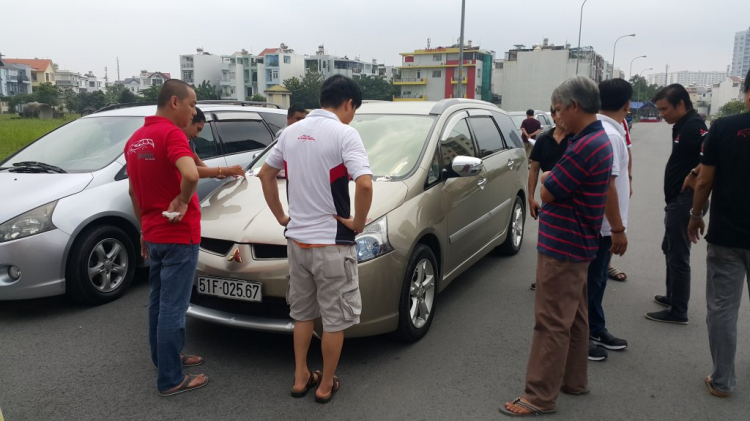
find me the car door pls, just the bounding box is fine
[212,112,275,169]
[439,111,492,270]
[467,110,517,242]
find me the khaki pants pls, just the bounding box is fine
[524,141,533,162]
[522,252,590,409]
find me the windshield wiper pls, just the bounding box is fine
[9,161,67,173]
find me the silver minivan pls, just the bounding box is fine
[0,103,287,304]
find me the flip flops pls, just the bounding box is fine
[499,398,557,417]
[180,354,204,367]
[291,370,321,398]
[315,376,340,404]
[159,374,209,397]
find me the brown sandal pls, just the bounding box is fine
[180,354,204,367]
[291,370,321,398]
[315,376,340,404]
[159,374,208,397]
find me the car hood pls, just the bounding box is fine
[200,176,408,244]
[0,172,93,223]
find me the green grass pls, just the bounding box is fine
[0,114,77,161]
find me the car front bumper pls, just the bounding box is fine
[186,244,408,338]
[0,229,70,300]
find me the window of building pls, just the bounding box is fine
[416,71,421,79]
[271,71,279,80]
[89,81,95,88]
[432,70,441,78]
[433,54,442,61]
[283,55,291,64]
[31,73,38,82]
[46,73,50,82]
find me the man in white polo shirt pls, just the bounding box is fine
[258,75,373,404]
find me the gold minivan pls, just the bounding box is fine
[188,99,529,341]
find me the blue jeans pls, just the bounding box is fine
[588,235,613,336]
[706,244,750,392]
[146,242,199,392]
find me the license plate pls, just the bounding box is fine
[196,276,262,302]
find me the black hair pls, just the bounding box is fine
[287,104,306,118]
[192,107,205,124]
[549,106,555,114]
[157,79,192,108]
[599,78,633,112]
[526,109,534,116]
[744,68,750,94]
[653,83,693,111]
[319,75,362,109]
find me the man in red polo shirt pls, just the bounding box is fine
[125,79,207,397]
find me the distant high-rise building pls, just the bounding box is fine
[731,27,750,77]
[647,70,728,87]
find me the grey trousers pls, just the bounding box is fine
[706,243,750,392]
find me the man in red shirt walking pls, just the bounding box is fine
[125,79,207,396]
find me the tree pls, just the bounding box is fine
[33,82,60,106]
[283,71,324,109]
[717,99,748,117]
[62,88,81,113]
[105,83,127,104]
[85,91,108,111]
[628,76,660,103]
[138,85,161,103]
[249,94,267,102]
[118,89,138,104]
[355,76,398,101]
[193,80,221,100]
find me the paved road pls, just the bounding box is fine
[2,122,749,421]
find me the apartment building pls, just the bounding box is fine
[0,58,33,96]
[395,42,495,102]
[731,27,750,77]
[648,70,728,87]
[257,43,305,91]
[710,76,744,116]
[305,45,381,80]
[3,58,56,87]
[55,69,84,92]
[180,48,224,88]
[219,50,263,100]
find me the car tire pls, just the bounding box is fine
[66,225,136,305]
[396,244,439,342]
[496,195,525,256]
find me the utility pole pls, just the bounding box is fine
[457,0,466,98]
[575,0,589,75]
[116,57,120,82]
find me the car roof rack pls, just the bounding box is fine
[93,102,155,114]
[429,98,494,115]
[197,100,281,109]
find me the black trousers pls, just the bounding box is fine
[661,190,693,318]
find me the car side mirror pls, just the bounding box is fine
[450,156,483,178]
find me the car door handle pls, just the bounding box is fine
[507,159,515,169]
[477,177,487,188]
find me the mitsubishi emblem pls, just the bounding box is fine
[227,248,243,263]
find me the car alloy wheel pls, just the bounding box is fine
[409,258,436,329]
[87,238,129,293]
[497,195,525,256]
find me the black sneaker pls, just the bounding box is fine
[530,283,536,291]
[591,329,628,350]
[588,340,607,361]
[645,309,688,325]
[654,295,670,307]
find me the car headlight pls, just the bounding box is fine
[0,201,58,243]
[355,216,393,263]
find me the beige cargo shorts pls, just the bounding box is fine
[286,241,362,332]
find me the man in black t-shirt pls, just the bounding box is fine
[688,69,750,398]
[646,84,708,325]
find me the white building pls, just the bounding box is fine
[82,71,103,93]
[731,27,750,77]
[257,44,305,92]
[710,76,744,116]
[647,70,728,87]
[304,45,380,80]
[119,77,141,94]
[180,48,224,89]
[495,41,609,111]
[219,50,263,100]
[139,70,169,91]
[54,69,84,93]
[0,60,33,96]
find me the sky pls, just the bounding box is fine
[2,0,748,82]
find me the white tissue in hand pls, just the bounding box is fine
[162,211,180,219]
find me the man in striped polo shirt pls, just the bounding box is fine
[502,76,613,417]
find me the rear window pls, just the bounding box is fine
[215,120,273,154]
[493,112,524,149]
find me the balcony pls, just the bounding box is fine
[393,78,427,85]
[450,77,467,84]
[393,94,426,101]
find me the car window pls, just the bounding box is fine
[469,116,506,157]
[493,112,524,149]
[191,123,220,160]
[537,114,550,125]
[2,116,143,172]
[509,114,526,129]
[441,118,476,167]
[260,112,286,134]
[426,146,441,186]
[215,120,273,155]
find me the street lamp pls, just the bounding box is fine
[575,0,590,75]
[612,33,635,79]
[457,0,466,98]
[636,67,653,102]
[629,55,646,80]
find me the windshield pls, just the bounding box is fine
[2,116,144,172]
[509,114,526,129]
[251,114,435,179]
